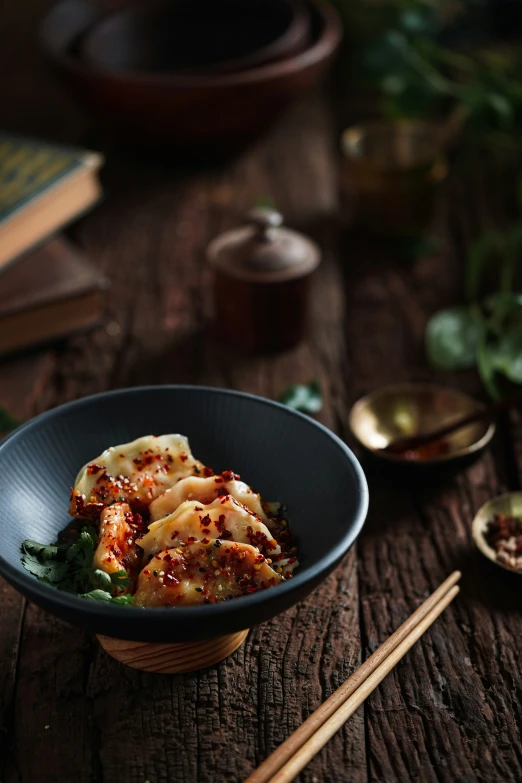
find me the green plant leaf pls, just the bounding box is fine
[21,540,62,560]
[110,570,133,589]
[425,306,483,370]
[20,543,70,586]
[484,292,522,332]
[0,406,22,433]
[81,589,134,605]
[93,569,112,591]
[465,230,504,301]
[111,594,135,605]
[488,92,514,127]
[476,334,501,400]
[278,381,323,414]
[490,330,522,383]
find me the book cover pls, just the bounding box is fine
[0,133,101,226]
[0,237,109,355]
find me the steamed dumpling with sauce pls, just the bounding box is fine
[92,502,143,581]
[70,435,205,518]
[139,495,280,559]
[134,539,282,606]
[149,470,272,526]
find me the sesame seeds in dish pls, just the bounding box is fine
[20,435,298,607]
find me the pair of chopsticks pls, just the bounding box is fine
[244,571,461,783]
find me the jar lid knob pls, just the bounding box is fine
[246,207,283,236]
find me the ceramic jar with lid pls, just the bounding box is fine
[207,208,321,353]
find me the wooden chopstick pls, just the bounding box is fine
[244,571,461,783]
[270,584,460,783]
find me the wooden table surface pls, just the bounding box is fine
[1,4,522,782]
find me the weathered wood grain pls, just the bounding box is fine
[0,3,365,775]
[2,2,522,782]
[340,175,522,782]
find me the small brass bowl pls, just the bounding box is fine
[472,492,522,576]
[348,383,495,465]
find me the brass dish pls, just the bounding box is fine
[472,492,522,576]
[348,383,495,465]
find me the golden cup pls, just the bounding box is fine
[341,121,447,238]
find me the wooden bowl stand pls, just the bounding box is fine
[97,629,249,673]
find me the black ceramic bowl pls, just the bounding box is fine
[0,386,367,643]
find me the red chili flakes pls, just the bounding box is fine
[203,466,214,477]
[180,453,188,463]
[221,470,239,482]
[202,529,211,535]
[87,464,104,475]
[170,530,180,540]
[200,514,212,527]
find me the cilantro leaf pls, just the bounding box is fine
[81,589,134,605]
[111,570,133,589]
[21,526,134,603]
[92,569,112,591]
[22,540,63,560]
[20,547,70,586]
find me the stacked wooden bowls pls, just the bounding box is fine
[40,0,342,157]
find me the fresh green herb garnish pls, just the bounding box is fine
[21,527,133,605]
[278,380,323,414]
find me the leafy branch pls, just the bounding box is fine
[426,202,522,398]
[356,0,522,162]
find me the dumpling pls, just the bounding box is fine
[149,471,271,525]
[92,502,142,579]
[134,539,282,606]
[138,495,280,559]
[69,434,205,518]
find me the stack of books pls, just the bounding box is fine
[0,134,106,356]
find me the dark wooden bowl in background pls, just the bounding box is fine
[39,0,342,158]
[80,0,311,75]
